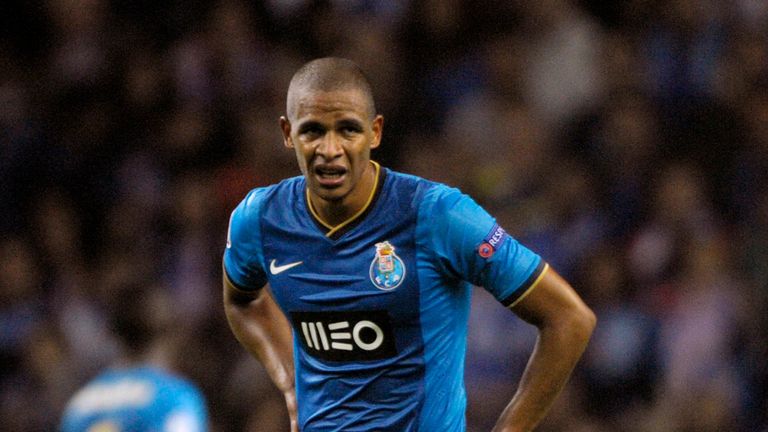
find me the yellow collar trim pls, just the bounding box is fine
[306,161,381,237]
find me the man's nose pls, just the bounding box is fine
[316,132,343,159]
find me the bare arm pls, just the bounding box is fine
[223,277,298,432]
[492,266,596,432]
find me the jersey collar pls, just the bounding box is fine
[305,160,385,240]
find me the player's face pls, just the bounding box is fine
[281,88,383,206]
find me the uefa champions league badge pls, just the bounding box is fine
[478,223,508,259]
[369,241,406,290]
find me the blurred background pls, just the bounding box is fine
[1,0,767,431]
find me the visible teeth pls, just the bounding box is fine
[317,168,344,178]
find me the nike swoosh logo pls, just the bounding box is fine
[270,259,303,275]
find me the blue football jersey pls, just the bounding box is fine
[224,162,546,432]
[60,366,208,432]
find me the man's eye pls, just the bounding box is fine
[341,126,361,135]
[301,127,323,138]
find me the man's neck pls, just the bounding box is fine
[310,161,377,228]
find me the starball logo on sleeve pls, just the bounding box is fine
[478,223,508,259]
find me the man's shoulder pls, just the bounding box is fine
[383,168,446,197]
[111,367,207,409]
[134,367,203,392]
[381,168,474,220]
[385,168,464,203]
[235,175,304,216]
[384,167,432,186]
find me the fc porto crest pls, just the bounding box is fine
[369,241,406,290]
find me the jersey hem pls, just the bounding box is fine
[222,262,262,293]
[504,261,549,308]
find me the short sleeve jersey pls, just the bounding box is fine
[60,366,208,432]
[223,163,546,432]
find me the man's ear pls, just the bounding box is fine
[280,116,293,148]
[370,115,384,150]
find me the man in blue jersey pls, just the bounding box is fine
[61,280,208,432]
[223,57,596,432]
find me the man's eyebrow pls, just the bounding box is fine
[336,118,364,129]
[297,120,324,133]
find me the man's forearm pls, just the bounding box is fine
[492,309,595,432]
[224,282,299,432]
[223,285,295,394]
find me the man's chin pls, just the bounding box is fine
[311,185,348,203]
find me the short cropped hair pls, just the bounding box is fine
[286,57,376,119]
[107,280,169,355]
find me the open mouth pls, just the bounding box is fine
[314,165,347,186]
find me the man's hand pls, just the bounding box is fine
[284,388,298,432]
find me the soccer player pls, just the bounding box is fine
[223,57,596,432]
[60,281,208,432]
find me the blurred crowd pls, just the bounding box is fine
[1,0,767,431]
